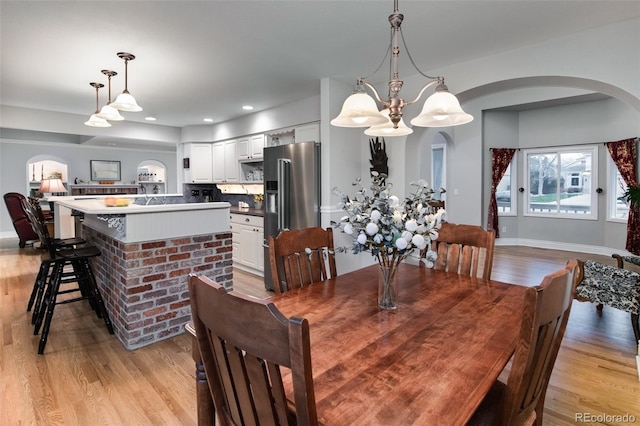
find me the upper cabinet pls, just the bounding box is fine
[189,143,214,183]
[295,123,320,143]
[238,134,264,161]
[213,140,238,183]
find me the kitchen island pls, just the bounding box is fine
[53,196,232,350]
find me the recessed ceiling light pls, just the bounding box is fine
[145,116,156,121]
[242,105,254,111]
[203,118,214,122]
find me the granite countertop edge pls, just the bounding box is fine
[230,207,264,217]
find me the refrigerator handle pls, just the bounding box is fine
[277,158,291,231]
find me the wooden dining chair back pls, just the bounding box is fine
[188,275,318,426]
[427,222,496,280]
[268,227,337,294]
[469,259,578,426]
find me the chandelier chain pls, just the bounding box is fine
[399,27,437,80]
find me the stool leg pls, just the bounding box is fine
[631,313,640,343]
[37,261,65,354]
[28,260,50,316]
[33,261,58,335]
[80,258,114,334]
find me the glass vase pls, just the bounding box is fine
[378,264,399,310]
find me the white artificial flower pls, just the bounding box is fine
[405,219,418,232]
[370,210,381,222]
[373,234,383,244]
[344,223,353,235]
[357,233,367,245]
[395,238,408,250]
[402,230,413,242]
[366,222,379,236]
[412,234,425,248]
[389,195,399,207]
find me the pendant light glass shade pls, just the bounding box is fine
[111,52,143,112]
[410,89,473,128]
[96,70,125,120]
[331,92,387,128]
[112,91,142,112]
[365,109,413,137]
[85,114,111,127]
[96,103,125,121]
[85,82,112,128]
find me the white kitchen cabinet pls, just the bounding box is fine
[238,134,264,160]
[230,213,264,275]
[189,143,213,183]
[295,122,320,143]
[213,140,238,183]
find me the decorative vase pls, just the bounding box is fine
[254,201,262,210]
[378,264,399,310]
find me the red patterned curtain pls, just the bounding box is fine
[487,148,516,238]
[606,138,639,254]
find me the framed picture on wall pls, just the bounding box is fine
[90,160,121,181]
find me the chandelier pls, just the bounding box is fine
[331,0,473,137]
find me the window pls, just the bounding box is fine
[523,146,598,220]
[496,160,517,216]
[431,143,446,201]
[608,155,629,221]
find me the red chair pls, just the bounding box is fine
[3,192,39,248]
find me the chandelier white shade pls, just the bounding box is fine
[365,109,413,137]
[111,52,143,112]
[96,70,124,121]
[410,85,473,127]
[331,0,472,135]
[330,91,387,127]
[85,82,112,128]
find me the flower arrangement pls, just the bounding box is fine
[253,194,264,203]
[332,173,446,309]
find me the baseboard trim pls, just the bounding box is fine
[495,237,632,257]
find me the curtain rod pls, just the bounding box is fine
[489,137,638,151]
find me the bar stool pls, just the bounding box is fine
[22,199,114,354]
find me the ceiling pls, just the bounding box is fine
[1,1,639,147]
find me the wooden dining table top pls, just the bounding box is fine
[270,263,528,425]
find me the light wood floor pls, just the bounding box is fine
[1,239,639,425]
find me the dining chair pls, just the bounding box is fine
[427,199,445,211]
[188,275,318,426]
[422,222,496,280]
[3,192,39,248]
[268,226,337,294]
[468,259,578,426]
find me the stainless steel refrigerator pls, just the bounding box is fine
[263,141,321,291]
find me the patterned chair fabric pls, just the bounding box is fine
[576,260,640,316]
[619,255,640,268]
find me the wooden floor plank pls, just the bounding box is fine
[1,238,639,425]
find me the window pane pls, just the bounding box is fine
[613,168,629,220]
[525,148,595,218]
[496,164,512,213]
[431,145,445,200]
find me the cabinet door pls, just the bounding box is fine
[212,143,225,182]
[295,123,320,143]
[190,143,213,182]
[237,137,250,160]
[239,224,259,268]
[224,140,238,181]
[250,134,264,158]
[256,227,264,271]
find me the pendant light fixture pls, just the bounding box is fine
[365,109,413,137]
[331,0,472,134]
[84,82,111,127]
[111,52,143,112]
[95,70,125,121]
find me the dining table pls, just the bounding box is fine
[186,262,529,425]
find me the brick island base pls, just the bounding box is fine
[84,227,233,350]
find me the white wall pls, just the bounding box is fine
[0,140,177,237]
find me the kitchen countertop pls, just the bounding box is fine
[230,207,264,217]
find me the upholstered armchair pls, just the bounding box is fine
[576,257,640,342]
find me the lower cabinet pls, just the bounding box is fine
[230,213,264,275]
